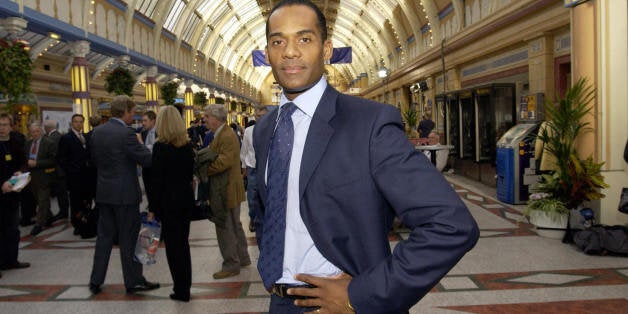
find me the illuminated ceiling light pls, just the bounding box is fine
[49,32,60,40]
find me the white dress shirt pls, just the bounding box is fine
[240,125,256,168]
[271,77,342,285]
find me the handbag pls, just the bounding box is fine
[134,212,161,265]
[619,188,628,214]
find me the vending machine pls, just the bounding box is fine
[495,93,544,204]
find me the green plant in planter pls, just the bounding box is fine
[160,82,179,106]
[529,78,609,212]
[194,91,208,107]
[0,38,33,112]
[104,67,135,96]
[525,193,569,215]
[402,108,419,138]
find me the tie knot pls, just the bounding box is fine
[280,102,297,118]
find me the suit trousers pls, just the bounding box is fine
[30,174,52,227]
[162,212,192,297]
[215,206,250,272]
[50,173,69,216]
[19,186,36,224]
[0,196,20,268]
[269,294,319,313]
[90,203,144,289]
[67,172,90,228]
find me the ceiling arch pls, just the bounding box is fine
[130,0,457,93]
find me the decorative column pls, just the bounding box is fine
[144,65,159,110]
[70,40,91,131]
[183,79,194,126]
[209,90,216,104]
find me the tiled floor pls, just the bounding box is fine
[1,173,627,313]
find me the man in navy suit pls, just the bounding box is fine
[88,96,159,295]
[57,114,91,234]
[254,1,479,313]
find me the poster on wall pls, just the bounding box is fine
[42,110,74,134]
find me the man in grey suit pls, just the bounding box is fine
[26,122,57,236]
[43,119,69,222]
[88,95,159,295]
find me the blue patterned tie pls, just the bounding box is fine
[258,102,297,290]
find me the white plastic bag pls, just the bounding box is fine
[134,213,161,265]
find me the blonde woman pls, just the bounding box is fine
[149,106,194,302]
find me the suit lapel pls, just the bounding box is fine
[299,86,338,200]
[256,107,279,191]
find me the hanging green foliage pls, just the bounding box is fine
[0,38,33,112]
[104,67,135,96]
[160,82,179,106]
[194,91,208,107]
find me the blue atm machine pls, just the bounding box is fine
[496,93,544,204]
[496,124,539,204]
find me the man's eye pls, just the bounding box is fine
[299,37,312,43]
[271,40,284,46]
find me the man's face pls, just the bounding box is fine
[203,112,221,132]
[265,4,332,100]
[142,115,155,130]
[0,118,11,138]
[29,126,43,140]
[71,116,84,132]
[428,133,439,145]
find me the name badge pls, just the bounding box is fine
[4,154,11,161]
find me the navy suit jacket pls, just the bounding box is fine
[253,85,479,313]
[90,119,151,205]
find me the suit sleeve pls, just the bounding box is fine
[34,139,57,169]
[207,131,239,176]
[348,105,479,313]
[124,129,152,167]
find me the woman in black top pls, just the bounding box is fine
[149,106,195,302]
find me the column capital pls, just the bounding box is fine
[0,17,28,39]
[117,55,130,67]
[185,79,194,88]
[145,65,158,78]
[70,40,90,58]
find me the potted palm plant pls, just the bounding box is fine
[402,108,420,145]
[526,78,609,239]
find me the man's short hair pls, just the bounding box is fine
[72,114,85,122]
[110,95,135,118]
[29,121,42,130]
[205,104,228,122]
[143,110,156,121]
[88,115,101,127]
[0,113,13,124]
[266,0,327,41]
[43,119,58,129]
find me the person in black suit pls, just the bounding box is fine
[254,1,478,312]
[0,113,30,274]
[140,111,156,209]
[57,114,91,234]
[148,106,195,302]
[88,96,159,295]
[44,119,69,222]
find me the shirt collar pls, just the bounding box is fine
[279,76,327,118]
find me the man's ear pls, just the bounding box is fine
[322,39,333,61]
[264,46,270,64]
